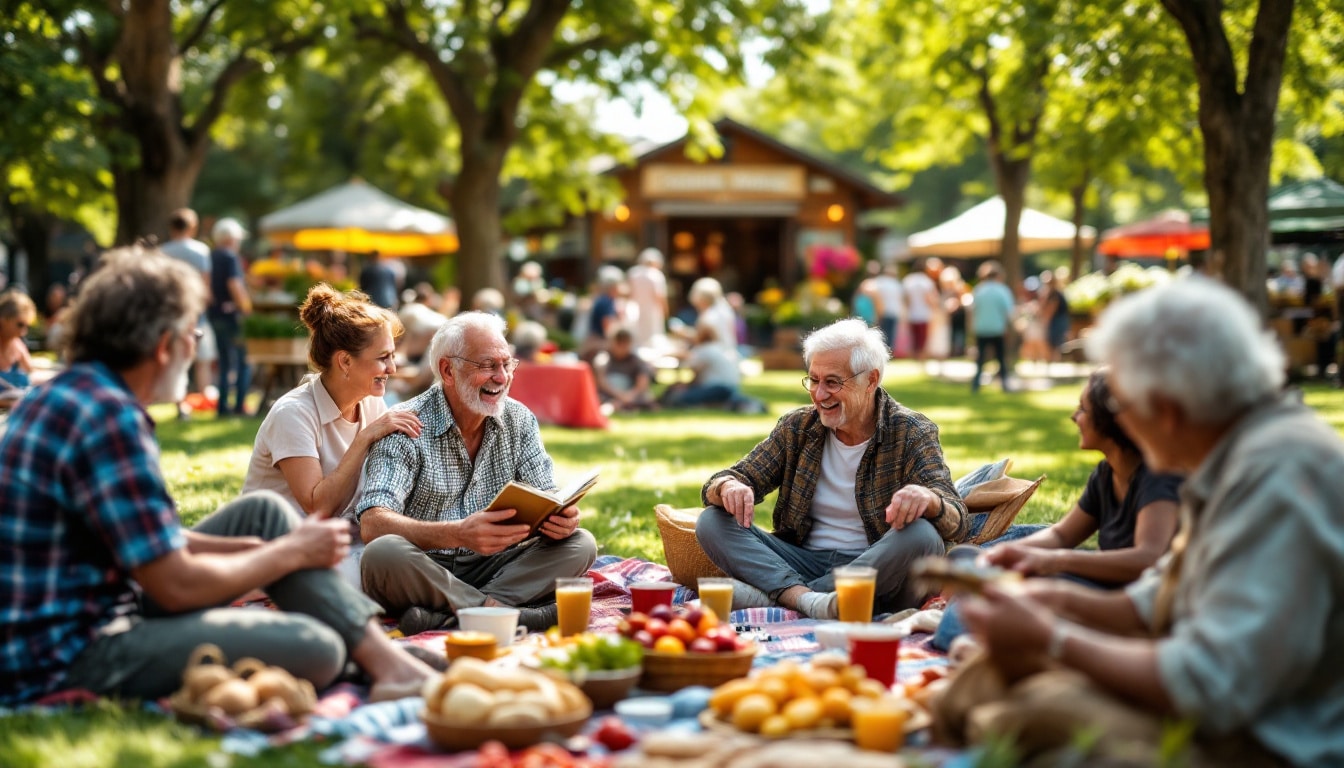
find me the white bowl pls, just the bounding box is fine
[812,621,874,651]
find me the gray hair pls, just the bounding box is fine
[597,266,625,288]
[802,318,890,374]
[688,277,724,306]
[426,311,508,384]
[1086,276,1284,425]
[65,246,207,370]
[637,248,664,267]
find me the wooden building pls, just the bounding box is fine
[578,118,902,308]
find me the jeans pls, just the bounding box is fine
[695,506,946,613]
[211,317,252,415]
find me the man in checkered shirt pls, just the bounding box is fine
[358,312,597,635]
[0,247,435,706]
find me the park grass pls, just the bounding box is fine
[11,362,1344,767]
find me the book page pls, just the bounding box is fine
[556,469,600,506]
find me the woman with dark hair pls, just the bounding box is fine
[982,369,1181,587]
[242,284,422,588]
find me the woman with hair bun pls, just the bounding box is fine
[242,284,422,588]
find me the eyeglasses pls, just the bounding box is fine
[801,370,869,394]
[450,356,519,376]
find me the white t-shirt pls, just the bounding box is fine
[687,343,741,387]
[242,374,387,520]
[1331,256,1344,289]
[806,431,871,552]
[626,265,668,346]
[874,275,904,320]
[902,272,937,322]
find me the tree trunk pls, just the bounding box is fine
[1068,180,1088,279]
[107,0,211,245]
[9,204,53,297]
[1160,0,1295,318]
[449,143,507,305]
[993,155,1033,293]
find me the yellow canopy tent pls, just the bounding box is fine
[259,180,458,257]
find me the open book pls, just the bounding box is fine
[486,469,599,536]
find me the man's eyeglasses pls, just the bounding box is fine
[801,370,869,394]
[450,356,520,376]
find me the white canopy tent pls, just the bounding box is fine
[259,180,458,257]
[907,196,1095,258]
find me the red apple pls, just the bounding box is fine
[688,637,718,654]
[681,606,705,628]
[645,618,669,639]
[632,630,657,649]
[649,604,674,623]
[711,627,739,652]
[616,618,634,638]
[625,612,649,633]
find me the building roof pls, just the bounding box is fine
[605,117,904,209]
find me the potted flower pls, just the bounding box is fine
[243,313,310,361]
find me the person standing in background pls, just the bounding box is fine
[874,263,904,353]
[358,252,399,310]
[626,248,669,351]
[902,259,939,360]
[209,218,254,416]
[969,261,1015,394]
[159,208,215,419]
[940,267,970,358]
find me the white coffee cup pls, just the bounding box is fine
[457,606,527,647]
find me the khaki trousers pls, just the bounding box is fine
[360,529,597,613]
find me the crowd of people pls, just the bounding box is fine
[1,232,1341,765]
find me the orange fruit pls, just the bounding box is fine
[653,635,686,654]
[667,618,698,645]
[731,693,777,732]
[696,611,720,635]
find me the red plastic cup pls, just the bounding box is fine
[629,581,677,614]
[847,624,906,689]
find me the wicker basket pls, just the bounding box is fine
[639,647,755,692]
[654,504,726,587]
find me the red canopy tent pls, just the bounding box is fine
[1097,210,1209,257]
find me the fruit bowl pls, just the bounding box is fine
[421,705,591,751]
[640,646,756,692]
[569,666,642,710]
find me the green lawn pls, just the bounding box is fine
[9,362,1344,766]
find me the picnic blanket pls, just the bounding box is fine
[13,555,950,764]
[248,556,949,764]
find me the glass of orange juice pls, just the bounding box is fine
[833,565,877,623]
[555,577,593,636]
[850,696,908,752]
[697,577,734,621]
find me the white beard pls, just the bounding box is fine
[454,371,505,418]
[152,339,192,404]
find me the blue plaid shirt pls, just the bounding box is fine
[0,363,185,704]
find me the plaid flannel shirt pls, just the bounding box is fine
[1,363,185,705]
[702,387,967,547]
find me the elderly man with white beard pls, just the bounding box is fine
[0,247,436,706]
[357,312,598,636]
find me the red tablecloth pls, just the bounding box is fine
[508,362,608,429]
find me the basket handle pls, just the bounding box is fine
[232,657,269,679]
[184,643,227,671]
